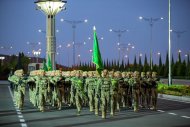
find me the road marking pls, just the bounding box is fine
[8,86,27,127]
[181,116,190,119]
[20,119,25,122]
[168,112,177,115]
[21,123,27,127]
[157,110,165,113]
[18,115,23,118]
[17,112,22,115]
[17,109,21,112]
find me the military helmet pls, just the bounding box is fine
[82,71,88,77]
[146,71,152,76]
[152,71,157,77]
[141,72,146,77]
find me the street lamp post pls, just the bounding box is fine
[119,43,135,63]
[0,46,13,55]
[0,56,5,66]
[139,16,163,71]
[33,50,41,63]
[60,18,88,66]
[66,43,71,67]
[109,29,128,62]
[35,0,67,70]
[172,30,186,52]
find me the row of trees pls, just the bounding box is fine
[73,53,190,78]
[0,52,29,79]
[0,52,189,79]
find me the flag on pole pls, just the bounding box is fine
[43,59,48,71]
[47,54,53,71]
[92,26,103,75]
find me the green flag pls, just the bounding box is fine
[43,59,48,71]
[92,26,103,75]
[47,54,53,71]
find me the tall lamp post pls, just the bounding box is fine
[60,18,88,66]
[35,0,67,70]
[139,16,163,71]
[109,29,128,62]
[172,30,186,52]
[0,56,5,66]
[33,50,41,63]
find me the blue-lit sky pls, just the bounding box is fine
[0,0,190,66]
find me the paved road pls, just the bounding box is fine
[0,83,190,127]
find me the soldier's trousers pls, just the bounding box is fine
[39,91,46,111]
[127,87,132,107]
[18,90,24,109]
[140,87,146,107]
[151,88,158,110]
[146,88,152,108]
[88,90,95,112]
[110,93,117,116]
[75,92,83,114]
[101,91,110,118]
[133,89,140,112]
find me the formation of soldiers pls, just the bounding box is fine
[8,69,160,119]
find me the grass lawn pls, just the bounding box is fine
[158,84,190,96]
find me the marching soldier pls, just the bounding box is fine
[97,69,111,119]
[146,71,152,109]
[131,71,141,112]
[37,70,48,112]
[151,72,159,110]
[72,70,85,115]
[85,71,97,112]
[139,72,147,108]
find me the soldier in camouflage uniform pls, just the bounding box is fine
[72,70,85,115]
[85,71,97,112]
[151,72,159,110]
[124,72,133,108]
[139,72,147,108]
[50,70,63,110]
[37,70,48,112]
[8,69,27,110]
[130,71,141,112]
[69,70,77,106]
[110,71,119,116]
[27,70,38,107]
[62,71,72,105]
[97,69,111,119]
[146,71,152,109]
[117,71,128,108]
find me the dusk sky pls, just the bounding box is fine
[0,0,190,66]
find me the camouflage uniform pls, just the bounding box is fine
[130,71,140,112]
[72,70,85,115]
[97,70,111,119]
[85,71,97,112]
[139,72,147,108]
[146,72,152,109]
[50,70,63,110]
[36,70,48,112]
[151,72,159,110]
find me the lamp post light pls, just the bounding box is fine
[119,43,135,63]
[139,16,163,71]
[0,46,13,55]
[0,56,5,66]
[60,18,88,66]
[33,50,41,63]
[172,30,186,52]
[77,54,81,65]
[66,43,71,67]
[26,41,41,56]
[109,28,128,62]
[35,0,67,70]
